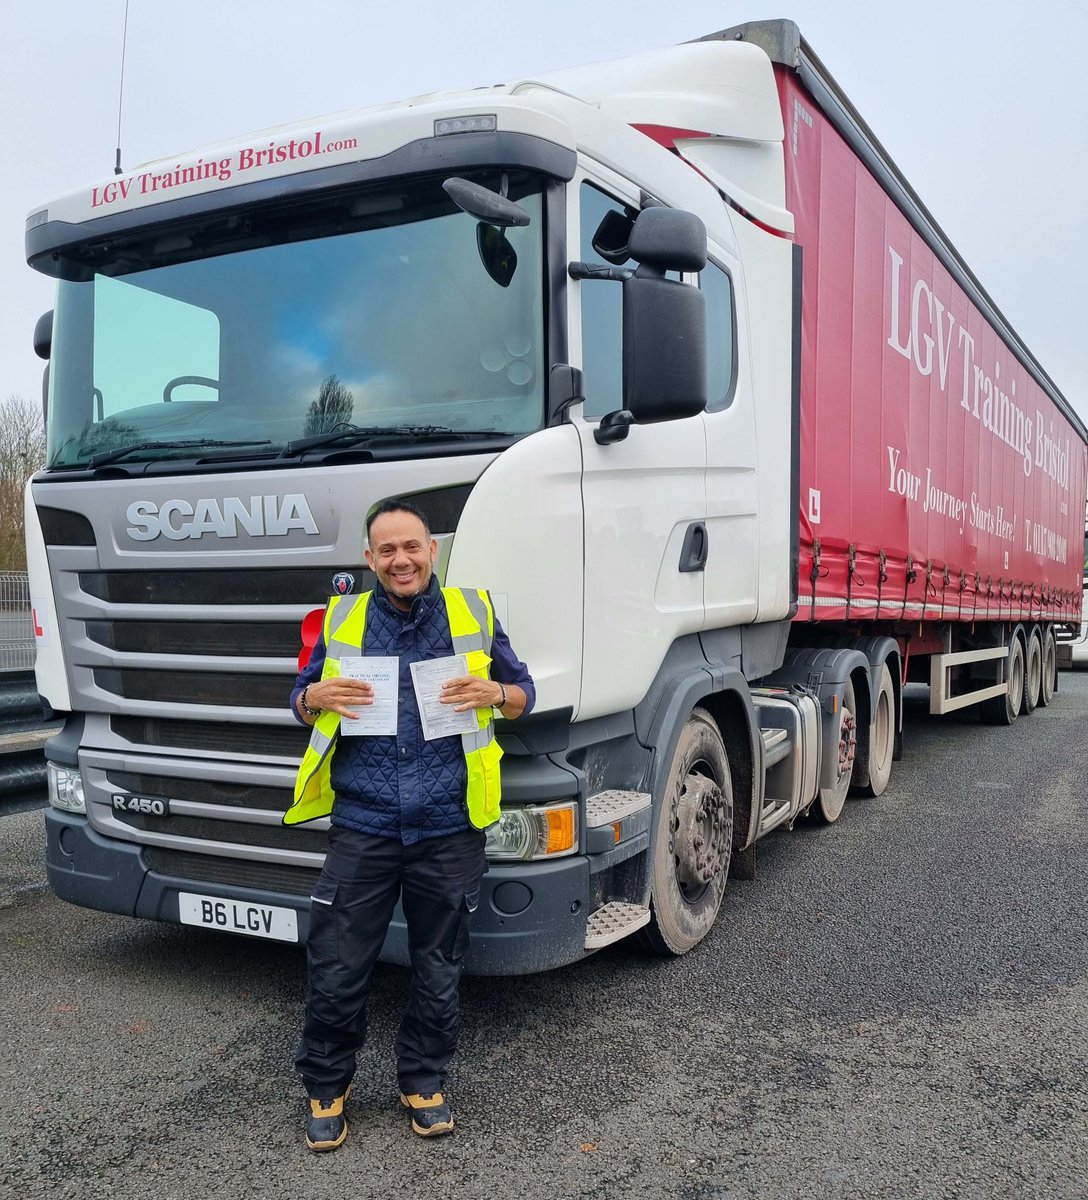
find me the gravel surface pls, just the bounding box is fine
[1,673,1086,1199]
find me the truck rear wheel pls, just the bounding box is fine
[1023,629,1042,714]
[1039,629,1057,707]
[637,708,733,956]
[858,665,894,798]
[816,678,856,822]
[980,637,1024,726]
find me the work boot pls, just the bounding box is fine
[305,1086,350,1152]
[400,1091,454,1137]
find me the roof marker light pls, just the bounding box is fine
[435,114,497,136]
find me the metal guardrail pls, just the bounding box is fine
[0,571,35,672]
[0,669,54,814]
[1,573,53,811]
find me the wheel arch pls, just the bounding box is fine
[640,665,759,867]
[764,646,872,792]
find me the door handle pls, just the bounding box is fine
[679,522,708,573]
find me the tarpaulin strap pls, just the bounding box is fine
[940,565,950,619]
[876,549,888,615]
[845,543,860,618]
[809,538,823,622]
[902,554,916,619]
[924,562,936,615]
[958,569,967,619]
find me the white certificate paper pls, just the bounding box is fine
[410,655,479,741]
[338,656,399,737]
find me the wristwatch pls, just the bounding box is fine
[495,682,508,709]
[299,684,322,717]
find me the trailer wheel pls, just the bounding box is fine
[637,709,733,957]
[1023,629,1042,714]
[859,665,895,798]
[816,678,856,823]
[1039,628,1058,707]
[980,637,1024,726]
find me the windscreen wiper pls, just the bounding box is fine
[88,439,273,468]
[280,425,510,458]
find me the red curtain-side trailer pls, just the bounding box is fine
[775,66,1086,630]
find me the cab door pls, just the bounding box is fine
[569,169,707,723]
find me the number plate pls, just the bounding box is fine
[178,892,298,942]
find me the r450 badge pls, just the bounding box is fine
[112,794,170,817]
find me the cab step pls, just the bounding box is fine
[584,901,651,950]
[585,790,651,827]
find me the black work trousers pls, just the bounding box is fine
[295,825,486,1100]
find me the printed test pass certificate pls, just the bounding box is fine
[338,657,399,736]
[409,655,479,741]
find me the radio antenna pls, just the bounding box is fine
[114,0,131,175]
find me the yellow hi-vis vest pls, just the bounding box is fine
[283,587,503,828]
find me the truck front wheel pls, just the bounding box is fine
[637,709,733,956]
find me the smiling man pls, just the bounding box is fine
[285,498,534,1151]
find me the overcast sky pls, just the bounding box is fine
[2,0,1085,420]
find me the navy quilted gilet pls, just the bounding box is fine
[329,581,469,844]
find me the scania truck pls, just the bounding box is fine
[26,20,1087,972]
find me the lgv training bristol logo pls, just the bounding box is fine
[90,129,360,210]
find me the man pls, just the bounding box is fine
[285,498,534,1152]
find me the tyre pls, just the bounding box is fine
[858,664,895,798]
[816,678,856,823]
[1039,628,1057,707]
[979,637,1024,726]
[637,709,733,956]
[1023,629,1042,714]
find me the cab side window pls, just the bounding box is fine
[703,261,736,412]
[580,182,725,418]
[578,183,629,419]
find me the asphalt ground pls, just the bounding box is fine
[1,674,1086,1200]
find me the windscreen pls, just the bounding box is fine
[46,170,545,467]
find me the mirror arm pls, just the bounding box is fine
[568,261,634,283]
[593,409,634,446]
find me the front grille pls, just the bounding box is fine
[145,847,322,896]
[111,716,310,758]
[115,810,326,852]
[106,770,291,813]
[95,668,291,708]
[86,620,301,657]
[80,566,370,605]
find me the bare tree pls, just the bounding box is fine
[304,374,354,436]
[0,394,47,571]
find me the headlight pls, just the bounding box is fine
[485,801,578,861]
[48,763,85,813]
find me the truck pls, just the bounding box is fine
[25,19,1087,971]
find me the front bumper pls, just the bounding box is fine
[45,810,591,975]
